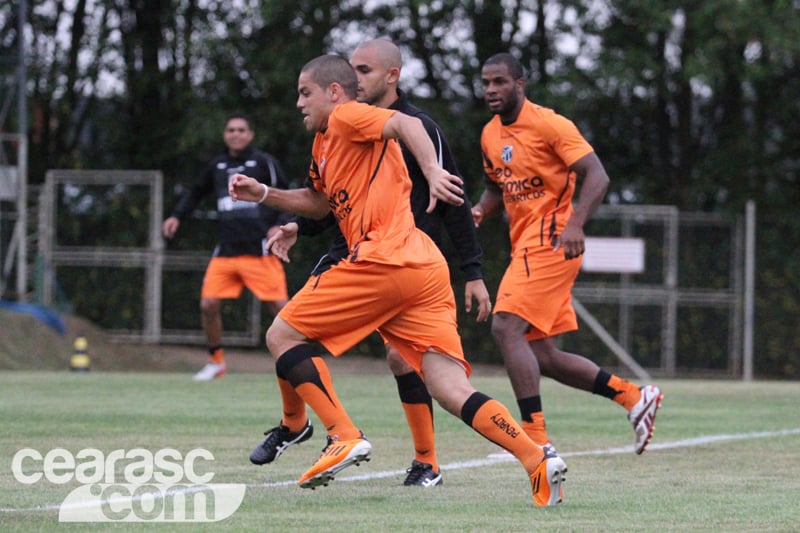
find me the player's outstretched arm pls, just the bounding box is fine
[228,174,330,220]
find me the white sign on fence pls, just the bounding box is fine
[582,237,645,273]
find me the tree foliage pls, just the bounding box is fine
[2,0,798,376]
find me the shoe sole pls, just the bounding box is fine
[633,389,664,455]
[192,368,226,381]
[299,442,372,490]
[533,457,567,507]
[403,472,443,487]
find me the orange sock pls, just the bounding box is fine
[517,396,549,445]
[278,377,307,431]
[521,415,550,446]
[209,347,224,365]
[608,375,642,411]
[466,395,543,474]
[294,357,360,441]
[401,402,437,471]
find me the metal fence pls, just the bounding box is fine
[35,170,752,377]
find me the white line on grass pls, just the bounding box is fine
[289,427,800,486]
[3,427,799,513]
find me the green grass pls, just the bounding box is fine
[1,369,799,532]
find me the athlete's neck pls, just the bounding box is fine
[501,103,524,125]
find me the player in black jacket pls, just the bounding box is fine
[163,113,293,381]
[249,40,491,487]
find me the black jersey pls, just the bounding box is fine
[170,147,291,257]
[297,90,483,280]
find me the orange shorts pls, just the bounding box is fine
[279,260,468,376]
[494,247,582,341]
[201,255,288,302]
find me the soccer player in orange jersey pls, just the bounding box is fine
[473,52,662,455]
[229,54,566,506]
[257,39,490,487]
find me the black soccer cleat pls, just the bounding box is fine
[250,420,314,465]
[403,460,443,487]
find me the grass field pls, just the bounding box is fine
[1,366,799,532]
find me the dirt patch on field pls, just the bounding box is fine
[1,309,197,372]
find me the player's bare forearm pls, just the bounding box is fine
[472,188,504,227]
[382,113,464,211]
[465,279,492,322]
[555,152,610,259]
[228,174,330,219]
[568,152,610,228]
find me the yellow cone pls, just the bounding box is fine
[70,336,91,372]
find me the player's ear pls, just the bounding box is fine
[386,67,401,84]
[326,83,339,102]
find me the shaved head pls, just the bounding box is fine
[353,38,403,70]
[349,38,403,108]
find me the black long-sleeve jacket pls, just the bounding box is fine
[297,91,484,279]
[170,146,292,257]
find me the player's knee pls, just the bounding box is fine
[530,339,559,370]
[265,317,304,357]
[385,345,411,375]
[265,324,282,356]
[535,350,554,372]
[200,298,220,315]
[490,315,512,344]
[429,379,473,416]
[491,312,527,344]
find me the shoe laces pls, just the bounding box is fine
[404,461,433,484]
[316,432,366,458]
[307,436,337,464]
[260,425,290,449]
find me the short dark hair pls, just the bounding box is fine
[484,53,526,80]
[225,112,254,130]
[301,54,358,98]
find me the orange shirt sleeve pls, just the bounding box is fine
[538,112,594,167]
[329,103,397,143]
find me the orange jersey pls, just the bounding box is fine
[309,101,442,267]
[481,99,594,256]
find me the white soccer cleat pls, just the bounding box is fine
[628,385,663,454]
[530,445,567,507]
[193,362,226,381]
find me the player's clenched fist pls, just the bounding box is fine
[228,173,269,204]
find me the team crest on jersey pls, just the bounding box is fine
[501,145,514,163]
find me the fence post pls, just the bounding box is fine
[743,201,756,381]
